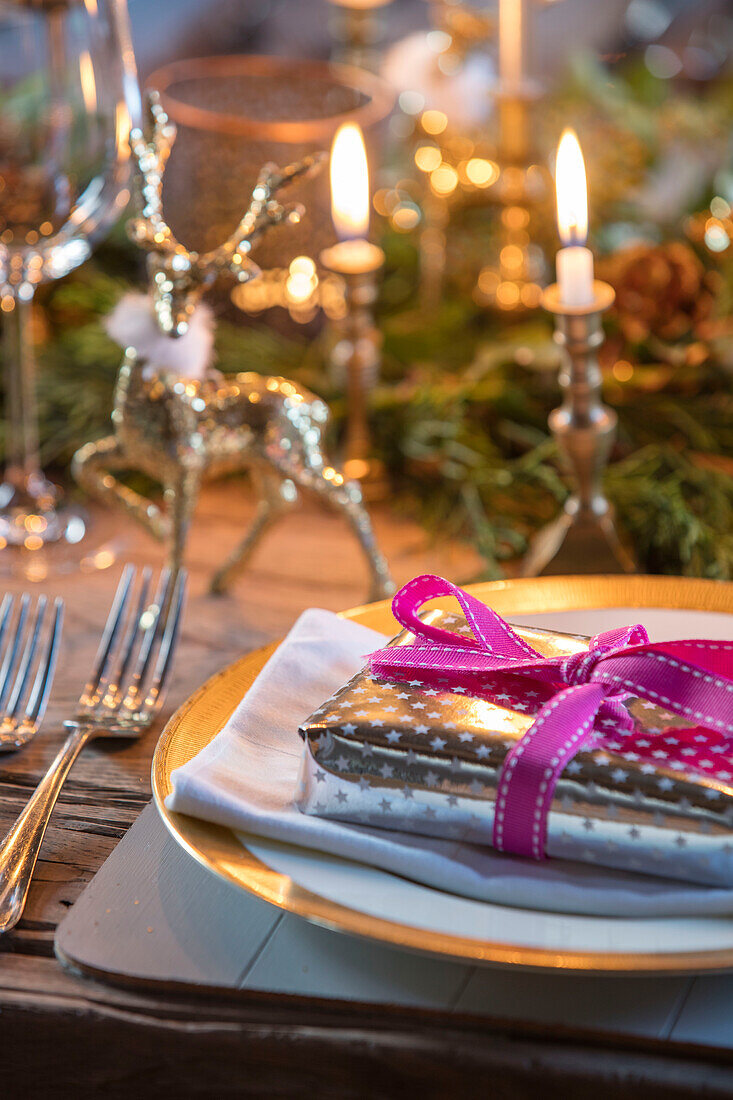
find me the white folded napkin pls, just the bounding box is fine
[167,608,733,918]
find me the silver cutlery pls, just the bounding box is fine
[0,565,186,933]
[0,594,64,753]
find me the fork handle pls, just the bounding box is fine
[0,725,94,933]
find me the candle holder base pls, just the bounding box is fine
[526,279,639,577]
[521,500,637,577]
[320,246,386,505]
[0,478,123,580]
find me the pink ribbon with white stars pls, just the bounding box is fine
[369,574,733,862]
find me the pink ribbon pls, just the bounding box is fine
[370,574,733,861]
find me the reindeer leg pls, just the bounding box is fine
[209,465,296,595]
[319,477,395,603]
[165,468,202,577]
[269,457,394,603]
[72,437,169,542]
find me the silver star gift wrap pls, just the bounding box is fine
[297,610,733,887]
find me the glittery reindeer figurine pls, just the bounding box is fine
[72,91,394,601]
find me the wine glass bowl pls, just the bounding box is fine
[0,0,136,572]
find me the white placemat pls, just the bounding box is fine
[54,800,733,1056]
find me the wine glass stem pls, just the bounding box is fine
[3,296,46,497]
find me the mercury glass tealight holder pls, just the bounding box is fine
[521,280,637,576]
[146,55,393,279]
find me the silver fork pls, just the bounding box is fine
[0,594,64,752]
[0,565,187,933]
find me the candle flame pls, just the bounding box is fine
[555,128,588,247]
[330,122,369,240]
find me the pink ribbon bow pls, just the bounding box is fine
[370,575,733,861]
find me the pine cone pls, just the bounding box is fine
[600,241,716,344]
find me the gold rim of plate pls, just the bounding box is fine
[152,574,733,974]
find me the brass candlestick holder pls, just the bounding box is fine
[521,280,637,576]
[474,87,549,313]
[319,242,386,498]
[326,0,393,71]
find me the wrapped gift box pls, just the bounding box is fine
[298,609,733,887]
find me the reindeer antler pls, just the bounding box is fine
[127,90,179,255]
[126,88,326,338]
[204,151,327,283]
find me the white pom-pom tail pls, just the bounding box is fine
[105,293,216,381]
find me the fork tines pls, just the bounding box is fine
[0,593,64,751]
[78,566,187,724]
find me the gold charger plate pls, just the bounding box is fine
[152,574,733,974]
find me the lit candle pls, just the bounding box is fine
[555,128,595,308]
[320,122,384,276]
[499,0,526,92]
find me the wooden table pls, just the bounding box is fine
[1,485,731,1099]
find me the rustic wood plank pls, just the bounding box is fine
[4,980,733,1100]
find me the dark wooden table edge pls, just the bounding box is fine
[4,940,718,1099]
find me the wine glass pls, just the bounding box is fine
[0,0,139,576]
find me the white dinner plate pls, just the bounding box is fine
[153,575,733,973]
